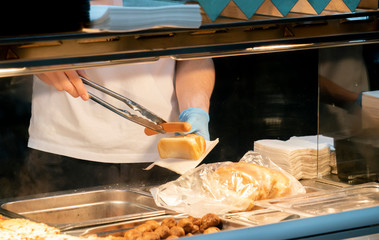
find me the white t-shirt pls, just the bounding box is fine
[318,45,369,133]
[319,46,369,92]
[28,58,179,163]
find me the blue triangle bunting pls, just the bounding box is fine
[197,0,231,21]
[270,0,298,16]
[307,0,331,14]
[343,0,360,11]
[233,0,265,18]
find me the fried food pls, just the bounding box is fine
[168,226,185,237]
[187,216,201,226]
[154,225,170,239]
[166,236,178,239]
[144,220,160,231]
[200,213,221,230]
[124,228,142,240]
[123,213,222,240]
[141,231,160,240]
[161,217,177,228]
[203,227,220,234]
[177,218,194,234]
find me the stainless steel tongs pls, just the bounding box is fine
[81,77,191,135]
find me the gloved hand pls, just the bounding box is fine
[355,91,363,107]
[178,107,210,141]
[347,92,363,114]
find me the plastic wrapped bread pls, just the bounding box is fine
[151,151,306,216]
[213,162,291,210]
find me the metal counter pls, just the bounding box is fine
[0,182,378,239]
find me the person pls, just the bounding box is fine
[19,58,215,195]
[318,45,369,134]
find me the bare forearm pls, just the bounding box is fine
[319,75,360,107]
[175,59,215,113]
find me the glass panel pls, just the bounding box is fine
[0,75,32,199]
[318,44,379,184]
[1,45,378,202]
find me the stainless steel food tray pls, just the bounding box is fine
[0,186,168,231]
[223,208,307,226]
[254,182,379,217]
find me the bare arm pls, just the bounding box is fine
[319,74,360,108]
[174,59,215,140]
[175,59,215,113]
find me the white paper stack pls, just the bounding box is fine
[254,137,331,180]
[87,1,201,32]
[289,135,337,174]
[362,90,379,129]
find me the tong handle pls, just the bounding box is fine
[144,122,191,136]
[80,77,166,125]
[80,77,128,104]
[80,77,166,133]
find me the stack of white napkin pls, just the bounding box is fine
[362,90,379,129]
[87,1,201,32]
[254,136,332,180]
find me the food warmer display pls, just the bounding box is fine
[0,1,379,239]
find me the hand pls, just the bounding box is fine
[36,70,90,101]
[355,92,363,107]
[178,107,210,141]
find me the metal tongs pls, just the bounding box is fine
[81,77,190,135]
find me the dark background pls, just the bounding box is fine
[207,50,318,163]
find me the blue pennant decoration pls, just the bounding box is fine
[197,0,231,21]
[343,0,360,12]
[233,0,265,18]
[270,0,298,16]
[307,0,331,14]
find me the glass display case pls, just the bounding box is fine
[0,2,378,239]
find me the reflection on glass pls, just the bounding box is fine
[318,45,379,183]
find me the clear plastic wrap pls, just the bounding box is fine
[150,151,306,217]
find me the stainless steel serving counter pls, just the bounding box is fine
[0,181,377,238]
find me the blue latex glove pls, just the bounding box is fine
[355,92,363,107]
[178,107,210,141]
[348,92,363,114]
